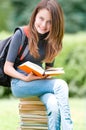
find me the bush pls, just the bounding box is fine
[55,32,86,97]
[0,86,11,98]
[64,45,86,97]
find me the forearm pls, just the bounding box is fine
[4,61,26,81]
[8,68,26,80]
[4,61,42,82]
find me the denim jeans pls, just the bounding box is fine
[11,76,73,130]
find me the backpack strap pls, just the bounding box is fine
[15,26,29,60]
[18,37,27,59]
[19,26,29,60]
[23,25,30,38]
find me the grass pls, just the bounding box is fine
[0,98,19,130]
[69,98,85,130]
[0,98,85,130]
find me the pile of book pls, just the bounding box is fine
[19,97,48,130]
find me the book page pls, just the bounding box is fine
[46,67,63,71]
[45,67,64,75]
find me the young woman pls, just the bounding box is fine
[4,0,73,129]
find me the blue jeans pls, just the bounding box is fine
[11,77,73,130]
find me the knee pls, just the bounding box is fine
[60,79,69,92]
[54,79,69,96]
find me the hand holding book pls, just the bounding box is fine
[18,61,65,77]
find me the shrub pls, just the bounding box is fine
[64,45,86,97]
[55,32,86,97]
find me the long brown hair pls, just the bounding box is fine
[28,0,64,62]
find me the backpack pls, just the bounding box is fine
[0,26,28,87]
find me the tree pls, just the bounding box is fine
[0,0,86,32]
[58,0,86,32]
[0,0,11,31]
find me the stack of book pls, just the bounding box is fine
[19,97,48,130]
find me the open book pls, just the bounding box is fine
[18,61,65,77]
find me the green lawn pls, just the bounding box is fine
[69,98,85,130]
[0,98,85,130]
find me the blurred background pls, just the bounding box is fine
[0,0,86,130]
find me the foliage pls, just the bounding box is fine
[58,0,86,33]
[0,87,11,98]
[7,0,40,31]
[54,32,86,97]
[64,45,86,97]
[10,0,86,32]
[0,0,86,33]
[0,0,12,31]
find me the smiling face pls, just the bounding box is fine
[34,8,52,34]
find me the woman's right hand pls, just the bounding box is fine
[23,72,45,82]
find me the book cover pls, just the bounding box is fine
[18,61,64,77]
